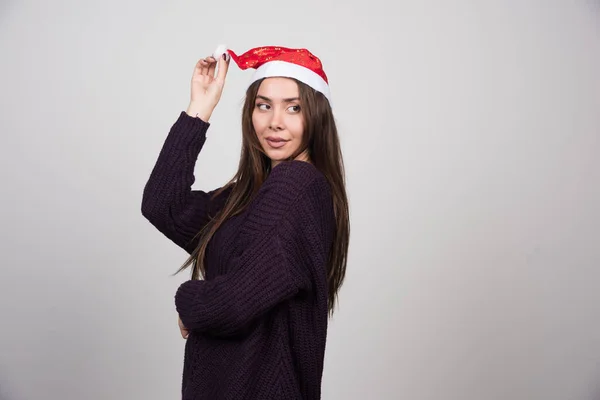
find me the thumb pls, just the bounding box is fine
[216,53,230,83]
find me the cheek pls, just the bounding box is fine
[251,113,262,133]
[252,114,261,135]
[290,117,305,139]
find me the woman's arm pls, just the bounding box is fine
[174,162,335,335]
[142,53,231,253]
[141,111,230,253]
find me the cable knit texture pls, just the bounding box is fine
[141,111,335,400]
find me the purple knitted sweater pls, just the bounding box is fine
[141,111,335,399]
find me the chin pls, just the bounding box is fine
[261,145,290,161]
[265,151,290,162]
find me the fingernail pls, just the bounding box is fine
[222,53,226,60]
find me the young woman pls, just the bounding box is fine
[141,45,349,400]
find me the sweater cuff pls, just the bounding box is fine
[174,280,199,323]
[168,111,210,151]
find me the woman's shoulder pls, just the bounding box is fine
[253,161,331,212]
[239,161,333,238]
[265,160,328,191]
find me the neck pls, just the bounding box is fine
[271,151,310,169]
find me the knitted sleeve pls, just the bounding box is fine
[174,161,334,336]
[141,111,231,254]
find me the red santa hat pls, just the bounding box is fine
[213,44,332,104]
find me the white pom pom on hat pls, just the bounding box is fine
[213,44,230,62]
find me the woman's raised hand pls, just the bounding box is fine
[186,53,230,122]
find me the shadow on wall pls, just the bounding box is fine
[0,378,16,400]
[588,0,600,12]
[0,383,8,400]
[0,1,16,25]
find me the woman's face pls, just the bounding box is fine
[252,77,308,167]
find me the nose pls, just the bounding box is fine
[269,107,284,131]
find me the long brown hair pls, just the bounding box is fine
[175,77,350,316]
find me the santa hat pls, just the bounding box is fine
[213,45,332,104]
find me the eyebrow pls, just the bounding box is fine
[256,95,300,103]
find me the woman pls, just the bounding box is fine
[141,45,350,400]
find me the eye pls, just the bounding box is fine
[256,103,270,111]
[287,105,301,113]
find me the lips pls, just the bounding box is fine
[265,137,289,149]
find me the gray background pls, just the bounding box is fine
[1,0,599,399]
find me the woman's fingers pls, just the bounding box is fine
[189,52,227,108]
[200,58,209,76]
[206,56,217,77]
[193,59,202,76]
[216,53,229,82]
[179,316,189,339]
[194,55,221,81]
